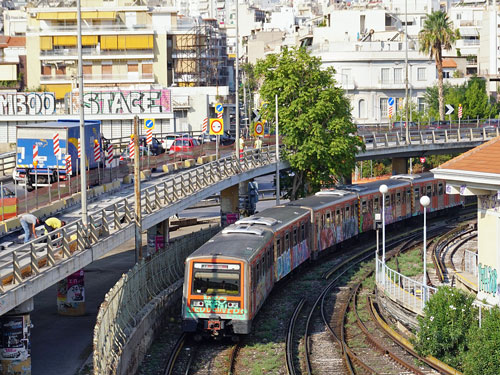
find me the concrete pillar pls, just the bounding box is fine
[57,270,85,316]
[392,157,408,175]
[220,184,240,226]
[1,299,33,374]
[147,218,169,257]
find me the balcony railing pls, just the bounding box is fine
[40,48,153,58]
[29,24,153,33]
[40,73,154,82]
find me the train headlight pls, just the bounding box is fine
[191,300,204,307]
[227,302,239,308]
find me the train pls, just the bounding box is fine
[181,173,463,339]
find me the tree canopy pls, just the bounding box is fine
[254,47,364,199]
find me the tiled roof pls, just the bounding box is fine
[442,58,457,68]
[0,36,26,48]
[437,136,500,174]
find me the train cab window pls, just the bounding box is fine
[438,183,443,195]
[396,192,401,205]
[426,185,432,197]
[192,269,240,296]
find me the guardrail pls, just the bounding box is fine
[0,146,279,314]
[0,152,15,177]
[93,224,221,375]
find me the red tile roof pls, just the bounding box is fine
[442,58,457,68]
[437,135,500,174]
[0,36,26,48]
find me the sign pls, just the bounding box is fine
[146,128,153,145]
[93,140,101,162]
[458,104,463,119]
[65,155,72,175]
[202,117,208,133]
[419,157,426,163]
[214,103,224,114]
[33,144,39,167]
[77,138,81,159]
[144,118,155,130]
[129,138,135,159]
[398,97,403,110]
[71,89,172,115]
[445,104,454,115]
[0,92,55,115]
[53,133,61,158]
[388,97,394,118]
[106,144,113,167]
[253,109,261,122]
[209,118,224,135]
[254,121,264,137]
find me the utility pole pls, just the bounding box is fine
[133,115,142,262]
[405,0,410,147]
[235,0,240,158]
[77,0,87,228]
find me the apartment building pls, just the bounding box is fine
[25,1,157,100]
[0,35,26,90]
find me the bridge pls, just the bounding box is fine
[0,126,497,315]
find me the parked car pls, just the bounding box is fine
[198,131,235,146]
[119,146,152,162]
[393,121,417,130]
[429,120,450,129]
[169,137,200,154]
[161,133,190,150]
[139,136,164,155]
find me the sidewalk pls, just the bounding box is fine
[30,218,218,375]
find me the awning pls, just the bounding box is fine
[36,11,115,20]
[41,84,72,100]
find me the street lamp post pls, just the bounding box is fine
[420,195,430,306]
[379,184,388,266]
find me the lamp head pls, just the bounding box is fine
[420,195,430,207]
[379,184,388,194]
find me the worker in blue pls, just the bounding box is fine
[19,213,40,243]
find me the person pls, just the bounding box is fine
[43,217,66,236]
[254,136,263,150]
[239,135,245,160]
[19,213,40,243]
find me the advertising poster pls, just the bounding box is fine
[57,270,85,316]
[0,314,31,374]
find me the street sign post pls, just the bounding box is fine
[458,104,462,130]
[388,97,394,129]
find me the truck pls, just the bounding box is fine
[14,120,102,189]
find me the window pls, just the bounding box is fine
[192,270,240,296]
[374,197,379,211]
[42,65,51,75]
[397,192,401,205]
[83,64,92,76]
[345,206,350,218]
[427,185,432,196]
[394,68,403,83]
[358,99,366,118]
[380,98,388,118]
[438,183,443,195]
[276,238,281,256]
[55,65,66,75]
[285,233,290,251]
[381,68,390,83]
[443,71,450,79]
[414,187,420,200]
[301,223,305,241]
[142,63,153,74]
[362,200,367,213]
[102,64,112,75]
[385,195,390,206]
[418,67,426,81]
[127,63,138,72]
[418,97,426,112]
[293,228,297,246]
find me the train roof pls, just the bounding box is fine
[287,190,357,211]
[238,205,310,231]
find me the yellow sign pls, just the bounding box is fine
[254,121,264,137]
[214,103,224,114]
[209,118,224,135]
[144,118,155,130]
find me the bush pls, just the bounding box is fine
[413,286,476,370]
[463,306,500,375]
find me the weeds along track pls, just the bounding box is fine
[163,333,238,375]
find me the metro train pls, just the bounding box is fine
[181,173,463,339]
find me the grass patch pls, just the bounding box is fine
[387,248,423,277]
[242,342,284,374]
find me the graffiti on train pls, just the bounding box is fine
[186,295,247,320]
[318,217,358,251]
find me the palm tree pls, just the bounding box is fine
[419,11,460,121]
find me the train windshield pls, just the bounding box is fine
[192,271,240,296]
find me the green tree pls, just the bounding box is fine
[463,306,500,375]
[424,83,451,121]
[419,11,460,121]
[413,286,476,370]
[464,77,493,119]
[255,47,364,199]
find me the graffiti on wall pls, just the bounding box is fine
[478,194,500,212]
[0,92,56,115]
[71,89,172,114]
[478,263,498,296]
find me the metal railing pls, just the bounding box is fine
[0,152,16,177]
[376,257,436,315]
[0,147,279,309]
[93,224,221,375]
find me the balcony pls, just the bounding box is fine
[30,23,153,35]
[172,95,190,109]
[40,73,154,84]
[377,78,405,89]
[40,48,153,60]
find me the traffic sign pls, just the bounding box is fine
[144,118,155,130]
[215,103,224,114]
[458,104,463,119]
[253,109,261,122]
[202,117,208,133]
[388,97,394,118]
[445,104,454,115]
[209,118,224,135]
[254,121,264,137]
[398,98,403,110]
[420,157,426,163]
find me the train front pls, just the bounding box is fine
[182,256,247,339]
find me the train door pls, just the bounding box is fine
[406,187,412,218]
[431,183,438,211]
[413,184,420,215]
[395,189,402,220]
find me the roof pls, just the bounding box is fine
[442,58,457,68]
[437,136,500,174]
[0,36,25,48]
[17,120,100,129]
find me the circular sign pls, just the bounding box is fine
[419,157,426,163]
[210,118,224,135]
[144,119,155,130]
[254,122,264,136]
[215,103,224,114]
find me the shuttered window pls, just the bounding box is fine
[53,36,77,46]
[101,36,117,50]
[40,36,53,50]
[142,63,153,74]
[128,63,138,72]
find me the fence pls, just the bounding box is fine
[93,224,221,375]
